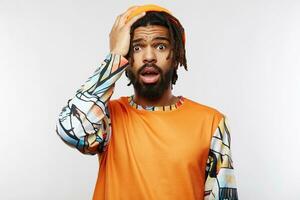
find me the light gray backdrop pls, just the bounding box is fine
[1,0,299,199]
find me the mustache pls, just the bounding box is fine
[137,63,163,75]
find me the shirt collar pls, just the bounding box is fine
[127,95,184,111]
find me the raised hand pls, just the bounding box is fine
[109,6,146,56]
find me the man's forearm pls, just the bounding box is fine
[56,53,128,155]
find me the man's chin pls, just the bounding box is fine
[135,80,163,99]
[136,88,163,101]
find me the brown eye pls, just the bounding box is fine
[157,44,166,50]
[133,46,141,52]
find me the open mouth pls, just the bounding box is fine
[139,67,160,84]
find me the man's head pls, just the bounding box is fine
[125,9,187,100]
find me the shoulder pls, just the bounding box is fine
[108,96,129,110]
[183,97,226,136]
[183,97,224,118]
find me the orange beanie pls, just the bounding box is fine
[126,4,185,45]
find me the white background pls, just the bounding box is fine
[1,0,299,199]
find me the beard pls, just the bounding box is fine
[126,63,174,101]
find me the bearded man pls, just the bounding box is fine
[56,4,238,200]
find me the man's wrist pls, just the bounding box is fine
[109,51,129,63]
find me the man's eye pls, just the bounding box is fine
[157,44,166,50]
[133,46,141,51]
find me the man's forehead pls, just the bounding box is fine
[132,25,170,42]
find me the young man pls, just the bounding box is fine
[56,4,238,200]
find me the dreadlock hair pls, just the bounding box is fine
[125,11,188,86]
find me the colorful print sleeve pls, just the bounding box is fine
[55,53,129,155]
[204,116,238,200]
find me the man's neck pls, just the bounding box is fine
[133,87,178,108]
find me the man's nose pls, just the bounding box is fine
[143,46,157,64]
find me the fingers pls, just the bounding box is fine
[110,6,145,39]
[113,6,140,29]
[120,6,139,18]
[124,5,139,13]
[110,15,121,34]
[125,12,146,27]
[119,6,139,25]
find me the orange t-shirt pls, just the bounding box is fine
[93,96,223,200]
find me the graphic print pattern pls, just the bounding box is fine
[128,95,184,111]
[204,117,238,200]
[56,53,128,155]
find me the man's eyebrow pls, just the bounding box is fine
[132,38,144,44]
[132,36,170,44]
[153,36,170,42]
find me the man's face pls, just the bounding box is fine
[127,25,174,100]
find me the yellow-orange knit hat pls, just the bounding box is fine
[126,4,185,45]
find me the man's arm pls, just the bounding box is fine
[55,6,146,155]
[55,53,128,155]
[204,116,238,200]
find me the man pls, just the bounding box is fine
[56,4,238,200]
